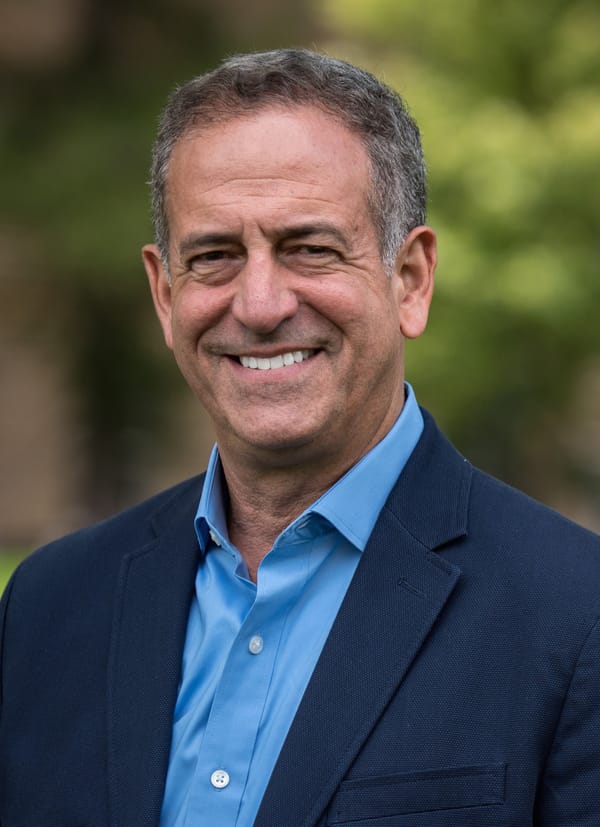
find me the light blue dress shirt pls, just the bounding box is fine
[159,385,424,826]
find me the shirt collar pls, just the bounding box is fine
[195,383,423,554]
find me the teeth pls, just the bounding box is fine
[240,350,313,370]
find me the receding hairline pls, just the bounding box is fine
[160,101,383,248]
[150,49,427,270]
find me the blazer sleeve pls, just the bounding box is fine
[0,571,16,717]
[0,569,17,827]
[536,616,600,824]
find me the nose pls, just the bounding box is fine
[231,253,299,333]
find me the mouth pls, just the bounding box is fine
[237,349,315,371]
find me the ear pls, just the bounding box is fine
[142,244,174,350]
[391,226,437,339]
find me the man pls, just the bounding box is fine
[0,49,598,827]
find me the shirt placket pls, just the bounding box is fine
[183,537,310,825]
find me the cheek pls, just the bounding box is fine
[169,310,196,353]
[305,281,370,327]
[170,289,226,345]
[330,286,399,344]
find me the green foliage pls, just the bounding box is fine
[2,0,598,520]
[0,553,26,594]
[1,0,319,515]
[321,0,600,495]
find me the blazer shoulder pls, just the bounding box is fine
[414,410,600,616]
[470,464,599,547]
[4,474,205,600]
[467,464,600,612]
[418,406,598,553]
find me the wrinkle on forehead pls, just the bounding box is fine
[168,107,370,187]
[174,175,330,201]
[164,106,375,247]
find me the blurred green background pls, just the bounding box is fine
[1,0,599,587]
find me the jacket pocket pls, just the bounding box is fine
[327,763,505,824]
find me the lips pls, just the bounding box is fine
[239,349,313,370]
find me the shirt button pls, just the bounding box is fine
[210,769,230,789]
[248,635,264,655]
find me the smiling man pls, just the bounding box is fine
[143,104,434,581]
[1,49,599,827]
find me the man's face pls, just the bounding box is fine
[144,106,435,473]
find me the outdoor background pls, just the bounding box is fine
[1,0,599,585]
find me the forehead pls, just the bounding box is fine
[165,105,373,212]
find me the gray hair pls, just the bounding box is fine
[150,49,426,270]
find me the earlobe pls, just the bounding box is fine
[393,226,437,340]
[142,244,174,349]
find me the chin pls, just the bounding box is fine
[244,429,317,453]
[232,423,329,460]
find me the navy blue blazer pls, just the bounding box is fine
[1,411,599,826]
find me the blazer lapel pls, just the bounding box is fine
[255,413,471,827]
[107,479,203,827]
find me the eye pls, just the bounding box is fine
[187,248,241,274]
[285,244,341,264]
[280,243,343,274]
[185,248,242,284]
[298,244,335,256]
[190,249,229,266]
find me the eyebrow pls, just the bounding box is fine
[177,222,350,258]
[178,232,239,258]
[276,222,349,247]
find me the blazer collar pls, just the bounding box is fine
[106,410,471,827]
[255,410,471,827]
[107,477,203,827]
[385,408,471,549]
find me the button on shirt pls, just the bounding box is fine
[159,385,424,827]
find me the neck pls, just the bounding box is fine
[221,456,341,581]
[215,394,406,580]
